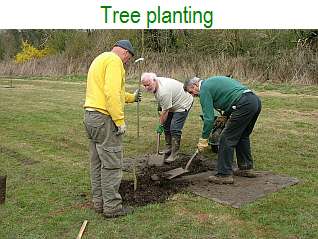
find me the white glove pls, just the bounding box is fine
[116,124,126,136]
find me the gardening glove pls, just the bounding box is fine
[156,124,164,135]
[214,115,227,128]
[134,89,142,102]
[197,138,209,152]
[116,124,126,136]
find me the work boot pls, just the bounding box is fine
[103,206,134,219]
[93,202,103,213]
[165,136,180,163]
[208,174,234,184]
[163,134,172,160]
[93,202,103,214]
[233,169,257,178]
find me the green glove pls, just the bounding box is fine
[156,124,164,134]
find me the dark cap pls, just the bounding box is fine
[114,40,135,56]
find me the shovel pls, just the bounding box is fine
[147,133,164,166]
[163,149,199,180]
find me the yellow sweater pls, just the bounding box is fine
[84,52,135,126]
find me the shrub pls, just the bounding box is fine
[15,41,52,63]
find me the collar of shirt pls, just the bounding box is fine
[199,80,203,91]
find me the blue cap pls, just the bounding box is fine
[114,40,135,56]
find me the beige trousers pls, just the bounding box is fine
[84,111,123,212]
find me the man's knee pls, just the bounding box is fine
[219,134,237,147]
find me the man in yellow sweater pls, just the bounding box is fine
[83,40,141,218]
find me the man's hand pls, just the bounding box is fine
[134,89,142,102]
[156,124,164,135]
[214,115,227,128]
[116,124,126,136]
[197,138,209,152]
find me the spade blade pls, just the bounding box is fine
[163,167,189,180]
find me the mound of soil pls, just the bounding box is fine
[119,177,189,207]
[120,153,216,207]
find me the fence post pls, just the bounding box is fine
[0,174,7,204]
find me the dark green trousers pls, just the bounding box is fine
[217,92,262,175]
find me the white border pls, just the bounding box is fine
[0,0,317,29]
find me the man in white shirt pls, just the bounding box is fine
[141,72,193,163]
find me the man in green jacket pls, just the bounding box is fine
[184,76,261,184]
[83,40,141,218]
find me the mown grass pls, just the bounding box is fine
[0,77,317,239]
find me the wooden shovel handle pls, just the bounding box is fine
[156,133,160,155]
[185,149,199,171]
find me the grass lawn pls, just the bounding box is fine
[0,77,317,239]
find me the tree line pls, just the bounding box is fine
[0,30,317,84]
[0,30,317,60]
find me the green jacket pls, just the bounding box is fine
[200,76,248,138]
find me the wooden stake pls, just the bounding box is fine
[0,175,6,204]
[76,220,88,239]
[133,167,137,191]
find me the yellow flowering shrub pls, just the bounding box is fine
[15,41,52,63]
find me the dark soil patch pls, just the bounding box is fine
[120,153,216,207]
[119,177,189,207]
